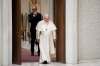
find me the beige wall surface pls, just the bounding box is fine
[21,0,53,20]
[0,0,2,64]
[79,0,100,61]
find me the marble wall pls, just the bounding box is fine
[79,0,100,62]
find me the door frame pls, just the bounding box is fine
[12,0,21,64]
[12,0,66,64]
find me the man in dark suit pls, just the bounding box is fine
[28,6,42,56]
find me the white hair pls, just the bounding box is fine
[43,14,49,17]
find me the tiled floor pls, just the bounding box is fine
[21,39,56,62]
[19,40,100,66]
[21,40,39,62]
[10,62,100,66]
[21,48,39,62]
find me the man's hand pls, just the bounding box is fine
[36,39,40,43]
[35,39,39,45]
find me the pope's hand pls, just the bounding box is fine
[54,39,56,43]
[53,39,56,47]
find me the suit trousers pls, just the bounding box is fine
[31,30,40,55]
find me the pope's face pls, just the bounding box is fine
[44,16,49,22]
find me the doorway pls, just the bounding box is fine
[12,0,65,64]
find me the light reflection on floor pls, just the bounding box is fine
[11,62,100,66]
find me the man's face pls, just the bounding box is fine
[32,7,37,13]
[44,16,49,22]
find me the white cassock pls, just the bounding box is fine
[36,20,57,63]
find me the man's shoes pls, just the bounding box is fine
[38,53,40,56]
[31,53,34,56]
[42,61,48,64]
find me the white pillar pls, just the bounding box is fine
[8,0,12,64]
[0,0,2,65]
[1,0,12,65]
[2,0,9,65]
[66,0,78,64]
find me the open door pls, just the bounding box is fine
[12,0,21,64]
[54,0,66,63]
[12,0,65,64]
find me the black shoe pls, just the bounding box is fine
[38,53,40,56]
[42,61,48,64]
[31,53,34,56]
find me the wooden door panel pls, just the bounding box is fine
[12,0,21,64]
[54,0,66,63]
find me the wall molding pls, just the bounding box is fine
[79,59,100,63]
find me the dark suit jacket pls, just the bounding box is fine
[28,12,43,32]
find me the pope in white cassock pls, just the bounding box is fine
[36,14,57,64]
